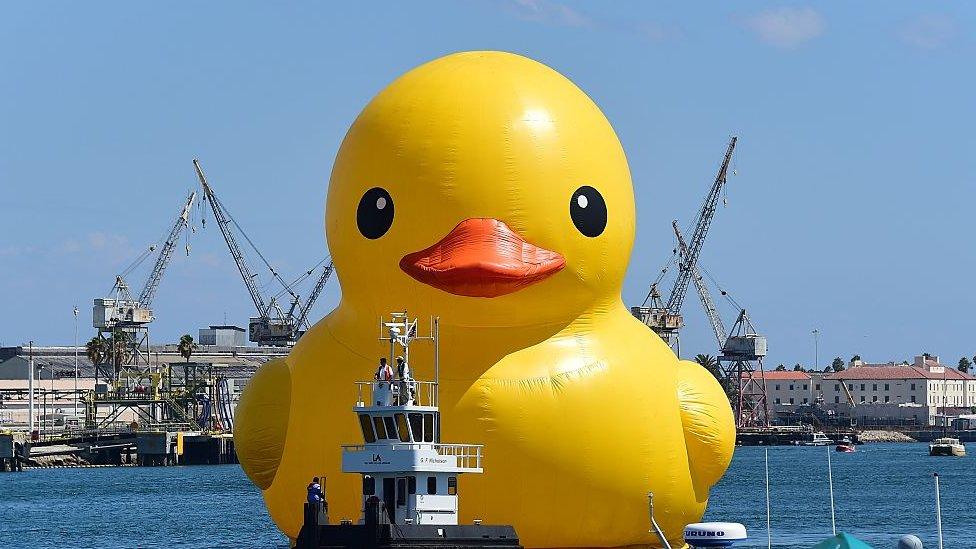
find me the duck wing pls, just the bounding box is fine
[234,357,292,490]
[675,359,735,498]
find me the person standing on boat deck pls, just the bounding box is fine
[375,357,394,381]
[396,356,414,404]
[396,356,411,381]
[306,477,324,504]
[374,358,395,405]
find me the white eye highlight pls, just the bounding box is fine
[376,197,387,210]
[577,195,588,209]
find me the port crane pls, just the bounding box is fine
[92,191,197,370]
[672,222,770,428]
[194,159,334,346]
[632,136,737,352]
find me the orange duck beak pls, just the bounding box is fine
[399,218,565,298]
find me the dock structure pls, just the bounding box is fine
[0,342,286,469]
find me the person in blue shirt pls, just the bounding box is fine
[306,477,324,504]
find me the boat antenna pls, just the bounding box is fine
[646,492,673,549]
[934,472,944,549]
[433,316,440,407]
[826,446,836,536]
[764,448,772,549]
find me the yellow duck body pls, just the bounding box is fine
[234,51,735,548]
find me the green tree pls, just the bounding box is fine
[178,334,196,363]
[959,357,972,374]
[85,336,107,365]
[775,364,787,371]
[831,357,846,372]
[694,354,732,398]
[851,354,861,362]
[793,364,805,372]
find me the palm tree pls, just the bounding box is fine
[110,330,133,369]
[85,336,107,365]
[694,353,736,399]
[178,334,196,363]
[694,353,718,373]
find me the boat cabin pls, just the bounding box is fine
[343,379,483,526]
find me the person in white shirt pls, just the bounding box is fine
[374,358,394,406]
[375,357,394,381]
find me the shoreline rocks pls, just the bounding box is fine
[858,430,917,443]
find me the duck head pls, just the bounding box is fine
[326,51,635,328]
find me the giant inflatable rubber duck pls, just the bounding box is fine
[235,51,735,548]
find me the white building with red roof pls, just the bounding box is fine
[759,370,813,407]
[819,355,976,425]
[750,355,975,426]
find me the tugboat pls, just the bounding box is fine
[296,313,522,548]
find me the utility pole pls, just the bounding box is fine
[28,341,34,434]
[73,306,79,418]
[812,329,820,371]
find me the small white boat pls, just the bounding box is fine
[796,432,833,446]
[929,437,966,457]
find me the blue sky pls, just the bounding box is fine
[2,2,974,369]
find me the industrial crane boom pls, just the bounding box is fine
[672,221,726,348]
[666,136,737,314]
[138,191,196,307]
[295,261,334,330]
[193,159,268,316]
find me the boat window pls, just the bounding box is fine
[408,413,423,442]
[373,416,387,439]
[359,414,376,443]
[423,414,434,442]
[384,416,398,440]
[427,476,437,495]
[408,476,416,495]
[395,414,411,442]
[397,478,407,506]
[363,475,375,495]
[448,476,457,496]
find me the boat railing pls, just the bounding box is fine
[342,442,483,469]
[355,380,438,407]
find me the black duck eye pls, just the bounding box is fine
[569,185,607,237]
[357,187,394,239]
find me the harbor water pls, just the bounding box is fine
[1,443,971,548]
